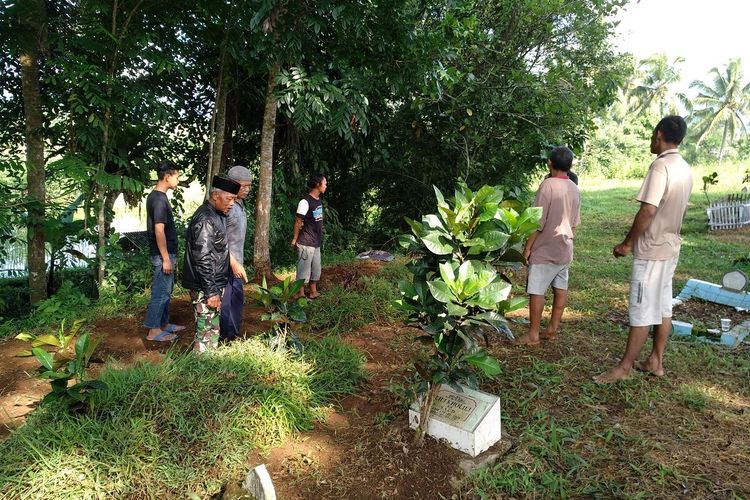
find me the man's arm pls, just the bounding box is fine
[523,231,540,261]
[154,223,172,274]
[229,254,248,283]
[290,216,304,248]
[226,206,248,282]
[613,202,657,257]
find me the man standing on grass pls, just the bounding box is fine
[594,115,692,384]
[183,176,240,352]
[516,146,580,346]
[220,166,253,341]
[144,161,185,342]
[290,173,327,299]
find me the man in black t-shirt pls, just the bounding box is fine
[291,173,327,299]
[144,161,184,342]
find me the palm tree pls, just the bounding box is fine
[628,53,689,117]
[690,59,750,162]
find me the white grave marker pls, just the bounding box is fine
[242,464,276,500]
[722,270,748,292]
[409,384,501,457]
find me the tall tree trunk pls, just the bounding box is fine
[718,121,728,164]
[210,78,228,178]
[94,0,145,287]
[96,183,107,285]
[253,65,279,282]
[223,88,237,169]
[19,0,47,304]
[205,44,228,198]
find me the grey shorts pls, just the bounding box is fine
[527,263,570,295]
[629,256,679,327]
[296,244,321,283]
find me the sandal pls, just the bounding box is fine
[165,323,186,333]
[147,330,177,342]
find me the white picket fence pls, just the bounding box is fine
[0,240,95,277]
[707,193,750,231]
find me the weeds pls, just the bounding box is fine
[305,274,403,335]
[675,384,710,411]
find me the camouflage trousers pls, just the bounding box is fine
[190,290,223,353]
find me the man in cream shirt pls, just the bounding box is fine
[594,115,692,384]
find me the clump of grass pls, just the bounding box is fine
[675,384,709,412]
[306,273,404,335]
[0,337,364,498]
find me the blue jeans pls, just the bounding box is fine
[143,254,176,329]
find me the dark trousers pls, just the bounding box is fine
[220,274,244,340]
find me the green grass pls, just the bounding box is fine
[570,165,750,315]
[0,337,365,498]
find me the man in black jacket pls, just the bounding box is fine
[182,176,241,352]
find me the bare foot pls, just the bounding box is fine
[635,359,665,377]
[593,365,631,384]
[307,292,320,299]
[539,330,557,341]
[515,335,540,346]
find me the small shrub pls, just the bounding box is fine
[252,276,307,351]
[33,281,91,326]
[16,319,106,412]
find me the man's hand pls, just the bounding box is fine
[162,257,173,274]
[207,294,221,309]
[613,242,632,258]
[523,246,531,261]
[231,261,248,283]
[290,239,297,249]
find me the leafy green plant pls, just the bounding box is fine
[395,182,540,444]
[33,281,91,326]
[16,319,106,411]
[252,277,308,352]
[702,171,718,204]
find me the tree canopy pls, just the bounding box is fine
[1,0,629,303]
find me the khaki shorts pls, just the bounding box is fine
[527,263,570,295]
[296,244,321,283]
[628,256,679,327]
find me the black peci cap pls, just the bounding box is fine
[212,175,241,195]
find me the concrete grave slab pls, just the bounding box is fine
[409,384,502,457]
[721,320,750,347]
[677,279,750,310]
